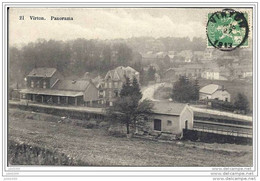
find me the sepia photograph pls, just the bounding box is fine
[2,2,258,179]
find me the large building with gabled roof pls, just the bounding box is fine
[199,84,231,102]
[20,67,99,106]
[102,66,139,106]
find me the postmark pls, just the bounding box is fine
[206,9,249,51]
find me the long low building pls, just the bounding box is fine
[19,67,99,106]
[20,88,84,105]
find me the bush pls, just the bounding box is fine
[108,124,126,137]
[210,100,236,112]
[99,121,109,128]
[8,140,89,166]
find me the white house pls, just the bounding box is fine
[199,84,231,102]
[144,101,194,138]
[201,68,220,80]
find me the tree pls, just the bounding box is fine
[107,77,154,135]
[147,66,156,81]
[171,76,199,103]
[132,77,142,104]
[192,79,200,101]
[139,68,145,85]
[116,43,133,66]
[234,93,249,114]
[119,76,132,97]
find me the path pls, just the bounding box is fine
[141,83,166,101]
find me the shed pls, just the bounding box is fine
[147,101,194,137]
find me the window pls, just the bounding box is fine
[31,81,34,88]
[99,90,104,95]
[154,119,161,131]
[43,81,47,89]
[104,83,107,88]
[167,120,172,126]
[114,82,118,88]
[119,82,123,88]
[109,82,112,88]
[225,98,228,102]
[114,90,119,97]
[109,91,112,98]
[22,94,26,99]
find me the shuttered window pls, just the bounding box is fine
[154,119,161,131]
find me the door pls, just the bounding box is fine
[154,119,162,131]
[185,120,188,130]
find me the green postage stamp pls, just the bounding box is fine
[206,9,249,51]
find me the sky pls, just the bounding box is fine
[9,8,251,46]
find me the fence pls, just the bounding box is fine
[193,126,252,138]
[9,102,105,121]
[183,129,252,145]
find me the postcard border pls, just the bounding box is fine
[2,1,258,178]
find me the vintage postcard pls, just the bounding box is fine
[2,2,258,180]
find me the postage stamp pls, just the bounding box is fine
[206,8,249,51]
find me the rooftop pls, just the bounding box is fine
[105,66,139,81]
[53,80,91,92]
[28,68,57,78]
[20,89,83,97]
[152,101,188,116]
[199,84,222,95]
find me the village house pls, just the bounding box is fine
[203,48,214,60]
[199,84,231,102]
[177,50,193,63]
[163,63,203,81]
[201,67,220,80]
[25,67,63,89]
[182,64,204,77]
[201,62,229,80]
[141,52,157,63]
[20,68,99,106]
[102,66,139,106]
[141,52,170,64]
[144,101,193,138]
[233,65,253,79]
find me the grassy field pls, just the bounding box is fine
[8,108,253,166]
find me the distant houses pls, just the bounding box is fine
[163,63,204,81]
[233,65,253,79]
[201,67,220,80]
[199,84,231,102]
